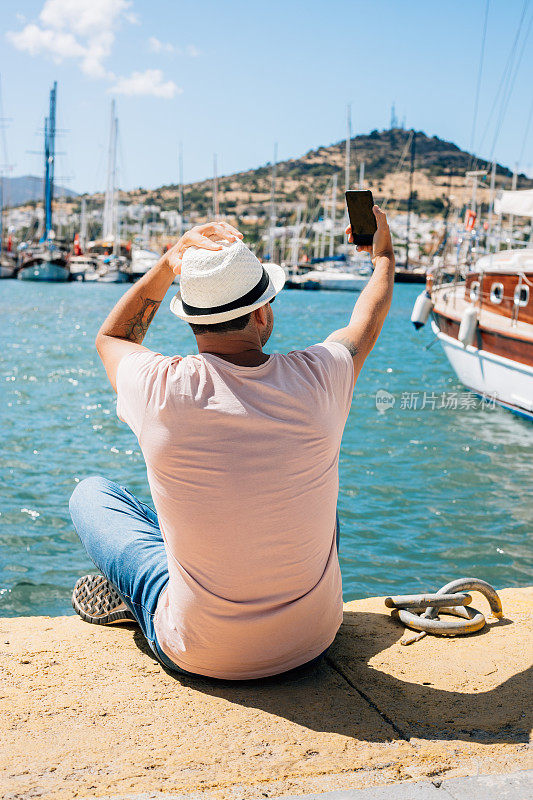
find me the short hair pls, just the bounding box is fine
[189,312,251,336]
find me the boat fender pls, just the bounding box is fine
[458,305,478,348]
[410,290,433,329]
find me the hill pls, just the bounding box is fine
[18,128,533,251]
[133,128,533,240]
[3,175,77,207]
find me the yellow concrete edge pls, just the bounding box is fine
[1,586,532,800]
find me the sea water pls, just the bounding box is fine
[1,279,531,616]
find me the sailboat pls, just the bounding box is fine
[411,189,533,420]
[0,179,16,278]
[18,82,69,282]
[87,101,130,283]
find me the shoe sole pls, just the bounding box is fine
[72,574,135,625]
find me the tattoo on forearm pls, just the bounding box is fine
[330,335,358,358]
[122,297,161,343]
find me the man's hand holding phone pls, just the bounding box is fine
[345,205,394,266]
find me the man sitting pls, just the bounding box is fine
[70,209,394,679]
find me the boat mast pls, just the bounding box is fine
[80,197,87,250]
[290,204,302,268]
[267,142,277,261]
[509,165,517,242]
[359,161,365,188]
[329,174,337,257]
[178,141,184,237]
[487,159,496,250]
[43,81,57,242]
[103,100,117,242]
[405,129,416,270]
[344,105,351,238]
[345,104,351,195]
[212,153,219,219]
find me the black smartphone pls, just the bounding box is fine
[345,190,377,247]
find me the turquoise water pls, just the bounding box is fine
[1,279,532,616]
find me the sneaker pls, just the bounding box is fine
[72,574,136,625]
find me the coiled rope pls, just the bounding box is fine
[385,578,503,646]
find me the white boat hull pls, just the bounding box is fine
[432,320,533,420]
[303,270,369,291]
[130,249,160,279]
[96,269,130,283]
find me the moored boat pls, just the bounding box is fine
[68,254,99,282]
[95,254,130,283]
[286,263,370,292]
[130,246,160,280]
[0,252,17,278]
[395,264,427,283]
[18,247,69,281]
[412,248,533,420]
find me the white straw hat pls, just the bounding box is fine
[170,239,286,324]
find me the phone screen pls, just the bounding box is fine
[345,190,377,246]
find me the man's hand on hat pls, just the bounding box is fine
[166,222,244,275]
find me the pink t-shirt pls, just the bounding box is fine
[116,342,354,679]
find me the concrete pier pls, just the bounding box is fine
[1,587,531,799]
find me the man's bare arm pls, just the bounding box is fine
[325,205,395,381]
[95,222,242,392]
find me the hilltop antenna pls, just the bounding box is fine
[390,102,398,129]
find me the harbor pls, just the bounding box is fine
[1,0,533,798]
[2,279,531,617]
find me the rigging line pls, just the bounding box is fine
[381,131,413,211]
[0,75,10,172]
[489,5,533,161]
[518,95,533,169]
[474,0,529,166]
[470,0,490,154]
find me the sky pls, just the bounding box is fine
[1,0,532,194]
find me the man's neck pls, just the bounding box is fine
[195,334,269,367]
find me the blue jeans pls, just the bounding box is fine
[69,475,340,680]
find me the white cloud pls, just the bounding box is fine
[186,44,200,58]
[109,69,181,99]
[7,23,81,62]
[7,0,131,78]
[6,0,180,99]
[148,36,175,54]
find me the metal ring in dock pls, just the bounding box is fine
[385,577,503,643]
